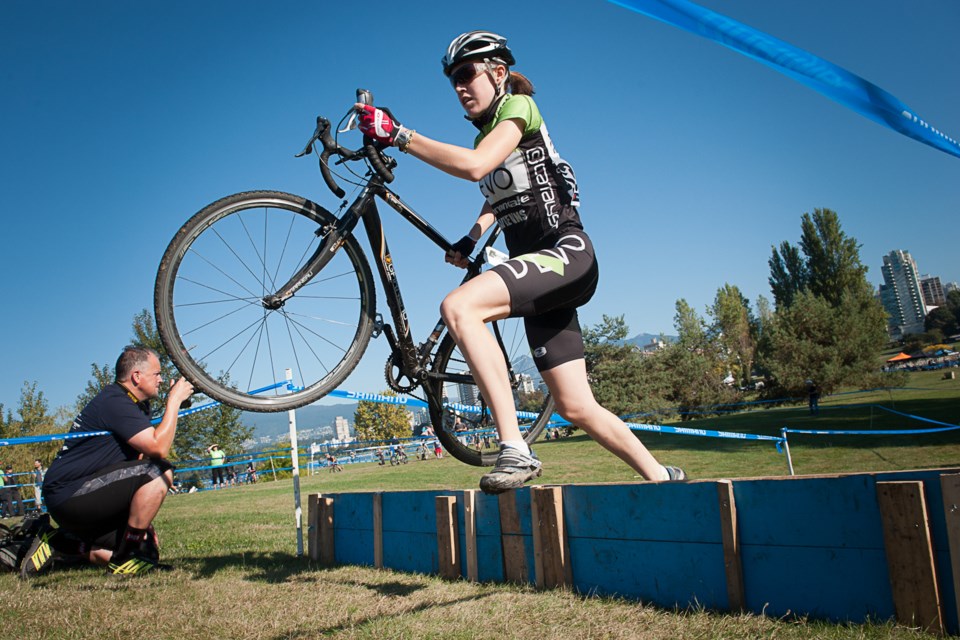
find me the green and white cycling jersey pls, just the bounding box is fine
[474,94,582,255]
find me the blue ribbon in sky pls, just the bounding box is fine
[608,0,960,159]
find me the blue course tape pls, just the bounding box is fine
[608,0,960,159]
[783,423,960,437]
[551,417,784,448]
[0,430,110,447]
[783,408,960,437]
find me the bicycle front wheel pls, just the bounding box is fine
[155,190,376,412]
[427,323,555,467]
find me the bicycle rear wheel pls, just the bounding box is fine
[154,190,376,412]
[427,321,555,467]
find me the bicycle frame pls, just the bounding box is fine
[264,171,503,391]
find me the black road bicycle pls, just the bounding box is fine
[154,91,555,466]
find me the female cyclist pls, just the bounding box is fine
[358,31,685,493]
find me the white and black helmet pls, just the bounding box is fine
[441,30,515,76]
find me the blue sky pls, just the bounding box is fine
[2,0,957,413]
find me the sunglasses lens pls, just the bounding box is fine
[451,65,478,86]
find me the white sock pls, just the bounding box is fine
[499,440,530,455]
[659,465,671,481]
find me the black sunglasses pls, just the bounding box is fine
[450,63,483,87]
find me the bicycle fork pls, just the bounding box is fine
[261,184,376,310]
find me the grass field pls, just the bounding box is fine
[2,370,958,639]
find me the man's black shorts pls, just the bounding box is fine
[46,458,173,549]
[491,230,599,372]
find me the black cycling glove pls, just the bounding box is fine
[450,235,476,257]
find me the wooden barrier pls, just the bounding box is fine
[716,480,745,612]
[308,467,960,634]
[498,490,528,583]
[877,481,944,634]
[436,495,460,579]
[306,494,334,564]
[941,474,960,632]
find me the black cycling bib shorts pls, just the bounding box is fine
[491,230,598,372]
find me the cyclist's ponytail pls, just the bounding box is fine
[508,71,535,96]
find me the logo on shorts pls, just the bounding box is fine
[500,234,587,280]
[534,347,547,358]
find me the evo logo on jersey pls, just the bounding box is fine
[499,234,586,280]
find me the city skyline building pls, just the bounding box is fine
[920,275,946,308]
[334,415,351,442]
[457,370,478,406]
[878,249,927,339]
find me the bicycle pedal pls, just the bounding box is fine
[371,314,384,339]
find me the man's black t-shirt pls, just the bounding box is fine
[43,383,152,503]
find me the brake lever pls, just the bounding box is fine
[295,117,325,158]
[338,106,360,134]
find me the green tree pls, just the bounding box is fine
[662,300,735,420]
[762,289,888,395]
[925,306,958,337]
[709,284,755,386]
[761,209,887,394]
[5,382,61,472]
[799,209,871,306]
[582,315,671,419]
[16,381,55,438]
[517,389,546,414]
[353,391,412,442]
[769,209,870,309]
[768,240,807,308]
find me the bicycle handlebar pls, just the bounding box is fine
[356,89,396,186]
[295,89,396,198]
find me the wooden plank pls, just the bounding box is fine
[436,495,460,579]
[463,490,478,582]
[716,480,745,612]
[940,473,960,628]
[876,481,944,635]
[498,490,529,583]
[531,486,570,589]
[307,493,320,561]
[531,488,545,588]
[318,497,335,565]
[373,492,383,569]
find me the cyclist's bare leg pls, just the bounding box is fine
[540,359,666,480]
[439,271,523,442]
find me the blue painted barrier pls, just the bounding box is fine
[313,467,960,633]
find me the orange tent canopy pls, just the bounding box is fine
[886,352,912,362]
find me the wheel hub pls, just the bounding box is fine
[261,295,285,310]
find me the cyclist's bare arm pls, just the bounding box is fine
[404,119,523,181]
[467,204,497,242]
[446,204,496,268]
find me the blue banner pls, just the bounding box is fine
[608,0,960,159]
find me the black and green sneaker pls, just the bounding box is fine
[107,551,161,575]
[20,527,58,579]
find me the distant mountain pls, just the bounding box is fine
[242,402,357,439]
[626,332,677,350]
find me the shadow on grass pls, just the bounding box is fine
[180,551,328,583]
[272,588,500,640]
[336,577,428,598]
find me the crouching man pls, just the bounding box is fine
[22,346,193,577]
